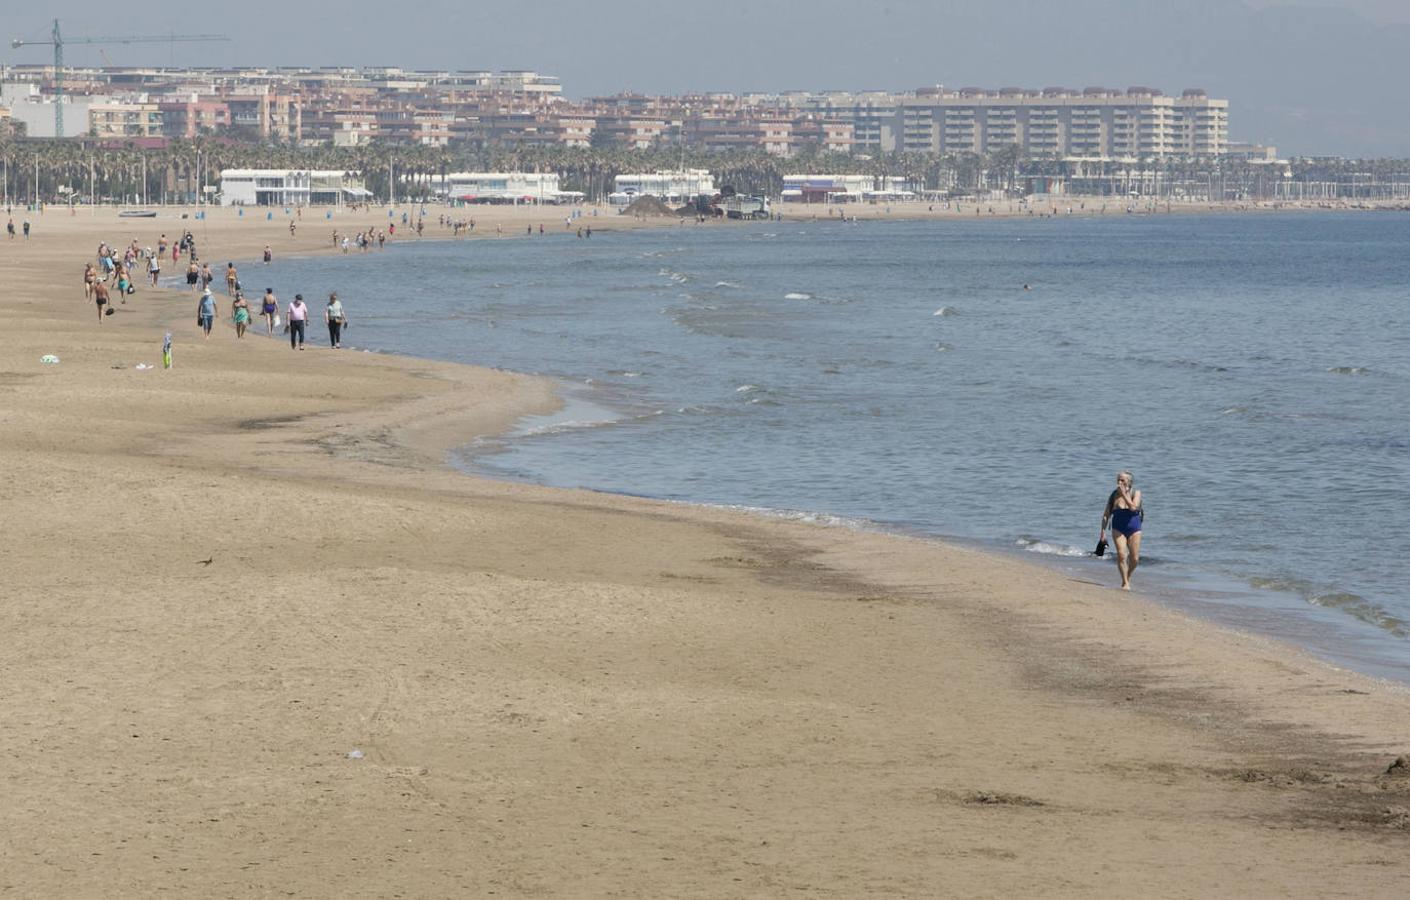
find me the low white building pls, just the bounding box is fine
[781,174,875,203]
[609,169,716,206]
[219,169,372,206]
[432,172,581,204]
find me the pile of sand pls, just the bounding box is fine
[621,195,677,217]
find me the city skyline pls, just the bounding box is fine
[6,1,1409,156]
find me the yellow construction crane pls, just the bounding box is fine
[11,19,229,138]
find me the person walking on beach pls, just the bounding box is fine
[232,291,251,339]
[261,288,278,336]
[1100,471,1144,590]
[200,263,214,292]
[115,261,132,302]
[325,293,347,349]
[225,262,238,296]
[83,263,97,302]
[92,279,110,321]
[148,251,161,287]
[197,287,218,339]
[287,293,308,350]
[186,259,200,290]
[263,245,273,265]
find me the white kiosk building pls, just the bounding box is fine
[219,169,372,206]
[780,174,875,203]
[432,172,581,204]
[609,170,716,206]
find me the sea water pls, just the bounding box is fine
[269,212,1410,681]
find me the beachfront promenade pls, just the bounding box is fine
[1,205,1408,897]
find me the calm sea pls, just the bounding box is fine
[263,212,1410,681]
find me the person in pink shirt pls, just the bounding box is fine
[287,293,308,350]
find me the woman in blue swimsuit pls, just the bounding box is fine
[1100,470,1143,590]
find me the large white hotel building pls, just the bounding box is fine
[766,86,1228,158]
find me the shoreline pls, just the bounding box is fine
[464,398,1410,690]
[4,207,1410,896]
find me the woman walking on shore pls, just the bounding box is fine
[261,288,278,337]
[1100,471,1144,590]
[83,263,97,302]
[232,291,251,339]
[325,293,347,349]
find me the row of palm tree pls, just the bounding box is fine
[2,134,1408,206]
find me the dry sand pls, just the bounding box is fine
[2,206,1409,898]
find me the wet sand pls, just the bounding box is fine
[2,207,1409,897]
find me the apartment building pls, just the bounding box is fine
[892,86,1227,158]
[220,89,302,142]
[791,117,855,154]
[88,101,164,138]
[158,98,231,138]
[592,115,670,149]
[683,114,792,155]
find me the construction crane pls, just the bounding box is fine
[11,19,229,138]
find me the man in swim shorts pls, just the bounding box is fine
[93,280,110,322]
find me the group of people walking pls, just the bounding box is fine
[85,234,348,349]
[195,285,348,349]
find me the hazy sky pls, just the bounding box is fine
[7,1,1408,155]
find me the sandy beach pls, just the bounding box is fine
[2,206,1409,898]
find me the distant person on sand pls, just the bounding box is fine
[186,259,200,290]
[1100,471,1144,590]
[263,245,273,265]
[83,263,97,302]
[325,292,346,349]
[148,251,161,286]
[225,262,238,295]
[261,288,278,336]
[287,293,308,350]
[197,287,218,339]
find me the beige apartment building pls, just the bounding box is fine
[893,87,1227,159]
[88,101,164,138]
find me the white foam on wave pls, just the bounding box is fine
[517,419,614,438]
[1015,537,1090,558]
[784,292,813,301]
[715,281,742,289]
[932,306,957,317]
[1327,366,1371,376]
[713,503,878,532]
[735,384,760,393]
